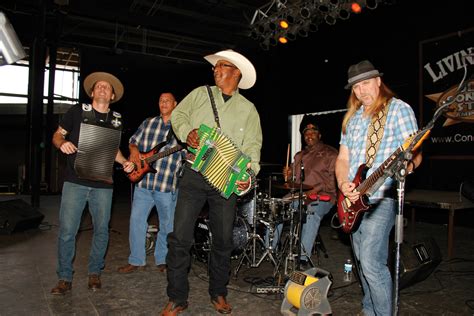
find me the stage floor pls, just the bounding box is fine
[1,193,474,315]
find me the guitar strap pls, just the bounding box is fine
[165,125,178,143]
[365,100,391,168]
[204,85,256,194]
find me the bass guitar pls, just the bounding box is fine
[337,129,430,233]
[127,141,183,183]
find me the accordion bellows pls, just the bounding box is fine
[190,124,250,199]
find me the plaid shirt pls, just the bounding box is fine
[340,97,418,200]
[129,116,183,192]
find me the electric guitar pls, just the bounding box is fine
[127,141,183,183]
[337,129,430,233]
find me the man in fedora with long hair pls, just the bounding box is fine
[335,60,422,315]
[160,50,262,315]
[51,72,134,295]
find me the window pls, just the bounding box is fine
[0,62,80,107]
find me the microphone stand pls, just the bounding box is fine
[296,160,305,271]
[392,150,411,316]
[391,87,459,315]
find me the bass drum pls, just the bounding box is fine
[192,216,249,263]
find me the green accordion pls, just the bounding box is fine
[188,124,251,199]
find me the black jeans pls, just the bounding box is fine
[166,165,237,303]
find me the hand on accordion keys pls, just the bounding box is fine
[186,128,200,149]
[236,164,255,195]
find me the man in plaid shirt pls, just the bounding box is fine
[336,60,422,315]
[118,92,184,274]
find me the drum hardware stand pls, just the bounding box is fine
[313,233,328,266]
[233,186,278,279]
[274,203,313,277]
[273,162,313,277]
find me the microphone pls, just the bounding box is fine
[300,160,305,182]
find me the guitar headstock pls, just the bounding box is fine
[402,129,431,152]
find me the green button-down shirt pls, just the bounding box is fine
[171,85,262,175]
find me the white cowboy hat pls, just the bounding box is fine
[83,72,124,103]
[204,49,256,89]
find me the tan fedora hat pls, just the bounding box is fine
[204,49,256,89]
[83,72,124,103]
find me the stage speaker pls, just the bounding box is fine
[398,238,441,290]
[0,199,44,234]
[461,180,474,203]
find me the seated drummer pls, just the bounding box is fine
[270,115,338,268]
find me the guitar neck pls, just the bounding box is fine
[357,146,403,195]
[146,145,182,163]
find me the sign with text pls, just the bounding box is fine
[420,28,474,157]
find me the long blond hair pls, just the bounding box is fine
[341,81,396,134]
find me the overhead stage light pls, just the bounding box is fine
[279,19,289,29]
[351,2,362,13]
[249,0,388,49]
[0,11,26,66]
[278,36,288,44]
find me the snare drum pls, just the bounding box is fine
[257,197,291,223]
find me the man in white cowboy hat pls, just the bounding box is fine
[51,71,134,295]
[160,49,262,315]
[335,60,422,315]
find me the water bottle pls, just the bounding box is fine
[343,259,353,282]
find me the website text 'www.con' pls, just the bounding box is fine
[430,133,474,143]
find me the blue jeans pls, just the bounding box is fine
[352,198,395,316]
[128,187,178,266]
[267,200,333,261]
[56,181,113,281]
[166,166,237,303]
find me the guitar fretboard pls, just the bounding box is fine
[145,145,182,163]
[357,146,403,195]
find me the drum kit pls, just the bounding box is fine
[192,172,318,280]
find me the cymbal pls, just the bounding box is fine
[271,181,312,191]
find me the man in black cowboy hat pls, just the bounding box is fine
[51,72,134,295]
[160,50,262,315]
[335,60,422,315]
